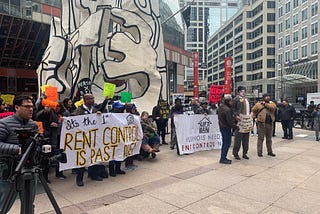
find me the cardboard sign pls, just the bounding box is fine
[0,94,15,105]
[74,99,84,108]
[103,82,116,98]
[40,84,51,93]
[42,99,59,109]
[120,92,132,103]
[36,121,44,134]
[208,85,223,104]
[45,87,58,101]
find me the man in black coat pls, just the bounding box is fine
[279,99,296,140]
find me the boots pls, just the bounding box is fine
[115,161,126,175]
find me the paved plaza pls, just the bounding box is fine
[8,123,320,214]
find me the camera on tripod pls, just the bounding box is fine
[15,127,67,167]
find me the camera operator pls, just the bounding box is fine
[0,95,39,213]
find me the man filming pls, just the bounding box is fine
[0,95,39,213]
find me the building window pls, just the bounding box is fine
[301,46,307,57]
[285,2,291,13]
[278,38,283,48]
[311,3,318,17]
[267,13,275,21]
[278,23,283,32]
[293,31,298,43]
[293,0,299,8]
[285,19,290,29]
[293,14,299,26]
[267,1,275,8]
[279,7,283,17]
[285,35,290,46]
[302,0,308,3]
[302,27,308,39]
[311,42,318,55]
[311,22,318,36]
[285,51,290,61]
[301,8,308,21]
[293,49,298,60]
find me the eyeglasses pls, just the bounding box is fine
[20,105,34,109]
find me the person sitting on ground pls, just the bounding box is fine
[140,111,160,159]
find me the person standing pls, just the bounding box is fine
[232,86,251,160]
[218,96,238,164]
[252,94,276,157]
[196,101,210,115]
[311,104,320,141]
[72,93,105,186]
[278,99,296,140]
[0,95,39,213]
[152,99,170,145]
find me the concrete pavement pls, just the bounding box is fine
[8,123,320,213]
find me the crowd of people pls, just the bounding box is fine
[0,89,319,212]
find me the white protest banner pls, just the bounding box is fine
[59,113,143,170]
[238,114,253,133]
[174,114,222,155]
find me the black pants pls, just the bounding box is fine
[155,119,168,143]
[281,120,293,138]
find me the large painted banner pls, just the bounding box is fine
[174,114,222,155]
[37,0,167,113]
[59,113,143,170]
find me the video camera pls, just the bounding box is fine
[15,127,67,168]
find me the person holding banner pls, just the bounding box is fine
[72,93,106,186]
[218,96,238,164]
[232,86,251,160]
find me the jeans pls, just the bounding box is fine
[220,127,232,161]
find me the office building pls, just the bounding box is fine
[207,0,277,100]
[180,0,241,97]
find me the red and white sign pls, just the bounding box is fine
[224,57,232,95]
[208,85,223,104]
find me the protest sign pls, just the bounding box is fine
[238,114,253,133]
[36,121,44,134]
[158,100,170,119]
[172,93,185,104]
[45,86,58,101]
[174,114,222,155]
[40,84,51,93]
[74,99,84,108]
[0,94,15,105]
[103,82,116,98]
[0,112,14,119]
[121,92,132,103]
[42,99,59,109]
[59,113,143,170]
[208,85,223,104]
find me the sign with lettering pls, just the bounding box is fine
[103,82,116,98]
[174,114,222,155]
[59,113,143,170]
[208,85,223,104]
[238,114,253,133]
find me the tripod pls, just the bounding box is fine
[0,138,62,214]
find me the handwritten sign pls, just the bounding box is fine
[0,94,15,105]
[36,121,44,134]
[208,85,223,104]
[59,113,143,170]
[103,82,116,98]
[42,99,59,109]
[45,86,58,101]
[238,114,253,133]
[120,92,132,103]
[40,84,51,93]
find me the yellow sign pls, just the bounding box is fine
[103,82,116,98]
[74,99,84,108]
[0,94,15,105]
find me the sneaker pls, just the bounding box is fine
[233,154,241,160]
[151,153,157,158]
[161,141,168,145]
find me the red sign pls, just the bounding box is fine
[224,57,232,94]
[208,85,223,104]
[193,52,199,99]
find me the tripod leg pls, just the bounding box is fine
[19,171,36,214]
[37,171,62,214]
[0,181,17,214]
